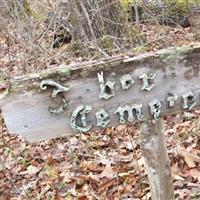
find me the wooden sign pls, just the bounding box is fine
[1,46,200,141]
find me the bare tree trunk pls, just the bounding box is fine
[140,119,175,200]
[68,0,126,46]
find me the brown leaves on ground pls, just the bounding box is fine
[0,124,148,200]
[1,111,200,199]
[165,112,200,200]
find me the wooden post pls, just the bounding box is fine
[140,119,175,200]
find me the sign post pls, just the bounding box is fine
[140,119,175,200]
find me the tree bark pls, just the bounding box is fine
[140,119,175,200]
[68,0,126,46]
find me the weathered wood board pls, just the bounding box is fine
[1,46,200,142]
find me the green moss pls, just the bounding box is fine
[126,25,146,45]
[7,68,71,94]
[23,0,32,16]
[176,46,192,56]
[31,12,46,20]
[107,60,122,69]
[40,72,53,79]
[40,68,71,80]
[120,0,141,11]
[57,68,71,78]
[133,46,148,53]
[167,0,200,9]
[25,82,40,91]
[164,0,200,19]
[23,0,46,20]
[159,47,192,63]
[100,35,113,49]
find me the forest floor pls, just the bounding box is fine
[1,111,200,200]
[0,11,200,200]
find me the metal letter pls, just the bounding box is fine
[115,106,134,124]
[120,74,134,90]
[133,104,144,120]
[149,99,161,119]
[166,93,178,108]
[139,71,156,91]
[182,91,196,110]
[40,80,70,114]
[48,98,68,114]
[97,71,115,100]
[40,79,70,98]
[96,109,110,127]
[70,105,92,133]
[114,104,144,124]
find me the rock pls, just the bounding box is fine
[44,12,72,48]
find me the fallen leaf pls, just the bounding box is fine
[61,171,73,183]
[45,165,59,180]
[100,164,114,178]
[177,146,200,168]
[173,174,185,181]
[88,173,100,182]
[0,35,6,45]
[55,191,65,200]
[80,160,103,172]
[46,153,56,165]
[189,169,200,182]
[21,165,40,176]
[78,195,88,200]
[99,178,118,192]
[176,121,191,128]
[119,141,136,150]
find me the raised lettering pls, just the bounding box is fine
[166,93,178,108]
[40,80,70,98]
[120,74,134,90]
[97,71,115,100]
[139,71,156,91]
[182,91,196,110]
[40,80,70,114]
[96,109,110,127]
[114,104,144,124]
[70,105,92,133]
[149,99,161,119]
